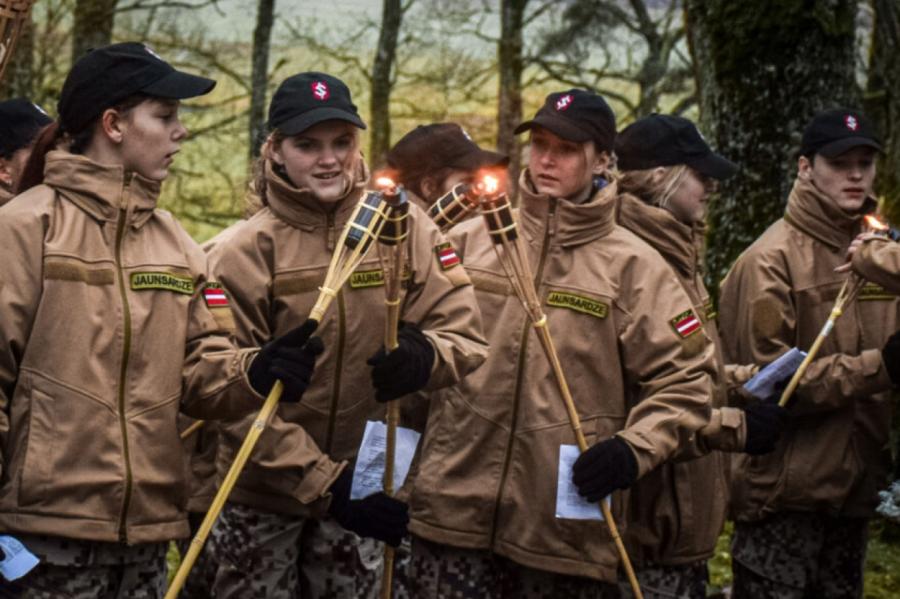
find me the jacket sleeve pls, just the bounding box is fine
[0,203,45,480]
[615,260,716,477]
[852,236,900,294]
[401,208,488,391]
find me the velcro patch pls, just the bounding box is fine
[350,269,385,288]
[435,242,461,270]
[130,272,194,295]
[703,298,717,321]
[546,290,608,319]
[858,282,896,301]
[203,283,229,307]
[671,309,702,338]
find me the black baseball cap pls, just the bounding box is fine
[268,72,366,135]
[0,98,52,157]
[800,108,882,158]
[387,123,508,181]
[58,42,216,135]
[514,89,617,152]
[616,114,737,180]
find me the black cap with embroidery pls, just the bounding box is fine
[387,123,508,181]
[514,89,617,152]
[268,72,366,135]
[0,98,52,157]
[616,114,738,180]
[800,109,882,158]
[58,42,216,135]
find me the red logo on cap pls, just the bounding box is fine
[556,94,573,111]
[845,115,858,131]
[311,81,330,101]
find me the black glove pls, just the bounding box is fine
[571,437,638,503]
[248,319,324,401]
[882,330,900,386]
[367,321,435,402]
[743,402,788,455]
[327,468,409,547]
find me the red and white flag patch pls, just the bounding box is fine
[203,283,229,308]
[670,309,702,338]
[435,242,461,270]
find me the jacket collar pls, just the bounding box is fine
[265,159,368,230]
[44,150,160,228]
[784,176,876,251]
[518,169,618,247]
[616,192,698,277]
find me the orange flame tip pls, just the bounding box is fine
[481,175,499,194]
[865,214,889,231]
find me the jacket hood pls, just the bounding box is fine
[616,192,699,278]
[43,150,160,228]
[518,168,618,247]
[784,176,876,251]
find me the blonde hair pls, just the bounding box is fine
[618,165,687,209]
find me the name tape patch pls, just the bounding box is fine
[546,290,608,319]
[203,283,229,307]
[703,299,717,321]
[858,282,896,302]
[350,269,385,288]
[435,242,461,270]
[130,272,194,295]
[671,309,702,338]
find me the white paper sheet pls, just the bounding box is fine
[351,420,421,500]
[743,347,807,400]
[555,444,608,521]
[0,535,39,581]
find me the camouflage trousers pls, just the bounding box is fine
[175,511,217,599]
[208,502,383,599]
[618,561,707,599]
[731,511,868,599]
[0,534,167,599]
[407,535,620,599]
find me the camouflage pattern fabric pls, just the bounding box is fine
[176,512,217,599]
[0,535,167,598]
[619,561,707,599]
[731,511,867,599]
[408,535,619,599]
[209,502,382,599]
[390,534,413,599]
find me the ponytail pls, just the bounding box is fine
[16,122,64,194]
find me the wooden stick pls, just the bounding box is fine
[179,419,205,440]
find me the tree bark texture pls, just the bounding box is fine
[3,12,34,99]
[72,0,118,65]
[498,0,526,202]
[249,0,275,159]
[686,0,859,289]
[369,0,402,168]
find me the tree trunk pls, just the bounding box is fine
[685,0,859,289]
[249,0,275,159]
[498,0,527,201]
[72,0,118,65]
[3,13,34,99]
[369,0,403,168]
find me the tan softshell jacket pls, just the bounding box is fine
[0,151,262,544]
[616,194,747,566]
[719,177,897,521]
[207,163,488,516]
[853,236,900,294]
[408,172,716,581]
[0,186,13,207]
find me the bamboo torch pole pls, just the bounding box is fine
[166,190,391,599]
[373,176,410,599]
[477,176,644,599]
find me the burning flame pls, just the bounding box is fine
[865,214,889,232]
[375,176,398,196]
[481,175,500,195]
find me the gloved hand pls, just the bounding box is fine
[743,402,788,455]
[882,330,900,386]
[571,437,638,503]
[327,468,409,547]
[367,321,435,402]
[248,319,324,401]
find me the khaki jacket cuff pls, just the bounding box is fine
[294,459,346,516]
[239,348,266,402]
[698,407,747,453]
[614,431,656,478]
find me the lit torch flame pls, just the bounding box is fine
[865,214,889,232]
[375,176,398,196]
[481,175,499,195]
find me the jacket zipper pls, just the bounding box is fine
[114,174,135,542]
[324,211,345,453]
[490,198,557,547]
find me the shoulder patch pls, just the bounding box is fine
[435,242,461,270]
[130,271,194,295]
[858,282,896,301]
[202,282,230,307]
[546,290,608,319]
[670,309,702,338]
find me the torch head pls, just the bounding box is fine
[375,174,410,245]
[345,191,388,251]
[476,171,518,244]
[864,214,900,242]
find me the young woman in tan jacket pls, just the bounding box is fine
[205,72,488,598]
[0,43,319,596]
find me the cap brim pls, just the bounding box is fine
[817,137,883,158]
[688,152,738,180]
[453,147,510,171]
[277,107,367,136]
[142,70,216,99]
[514,114,592,143]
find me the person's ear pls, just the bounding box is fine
[99,108,128,145]
[0,157,13,187]
[420,176,437,200]
[592,150,610,175]
[269,136,285,166]
[650,166,668,185]
[798,155,812,180]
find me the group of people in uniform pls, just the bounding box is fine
[0,40,896,599]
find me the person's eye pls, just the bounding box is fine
[334,136,353,150]
[294,139,316,151]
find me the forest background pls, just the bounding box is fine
[2,0,900,596]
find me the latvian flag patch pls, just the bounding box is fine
[435,242,461,270]
[203,283,229,308]
[670,309,702,338]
